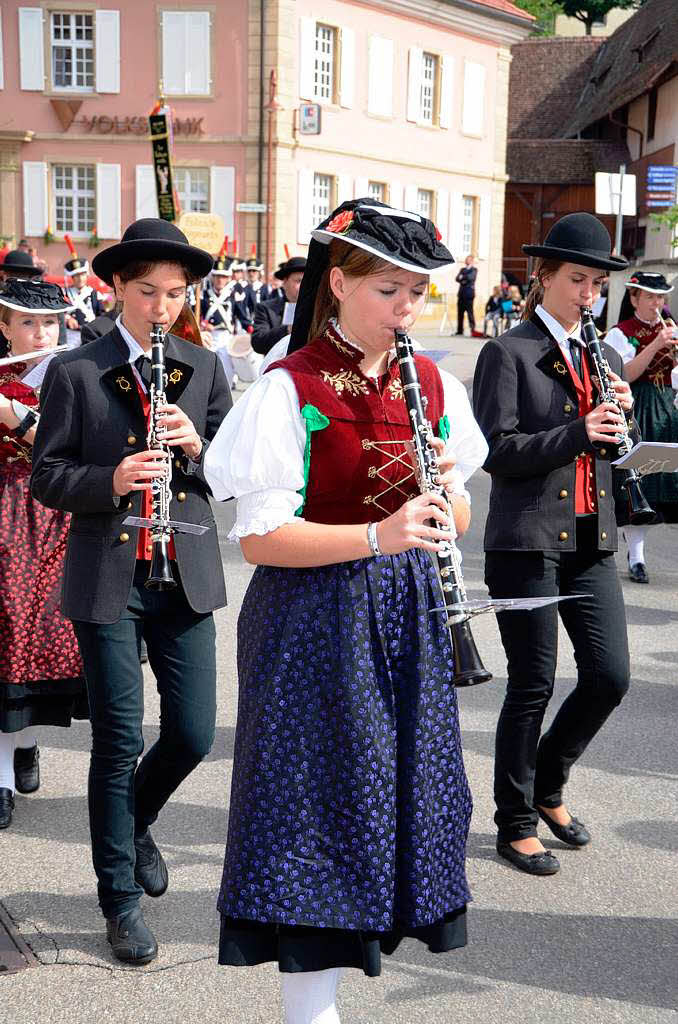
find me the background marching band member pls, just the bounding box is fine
[243,252,265,316]
[250,255,306,357]
[63,235,102,337]
[204,200,488,1024]
[31,218,232,965]
[473,213,634,876]
[604,272,678,583]
[0,279,87,829]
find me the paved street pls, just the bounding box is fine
[2,330,676,1023]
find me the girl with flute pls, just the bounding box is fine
[604,272,678,583]
[0,279,87,829]
[473,213,635,877]
[204,200,488,1024]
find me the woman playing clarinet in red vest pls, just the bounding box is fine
[204,200,488,1024]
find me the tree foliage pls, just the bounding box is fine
[512,0,648,35]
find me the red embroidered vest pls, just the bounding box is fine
[564,348,597,515]
[616,315,673,389]
[0,368,39,475]
[268,327,446,525]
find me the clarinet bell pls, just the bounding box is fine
[146,541,177,591]
[624,475,655,526]
[450,620,493,686]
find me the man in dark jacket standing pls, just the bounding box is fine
[251,256,306,356]
[455,254,477,336]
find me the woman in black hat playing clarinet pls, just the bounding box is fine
[0,280,87,829]
[473,213,634,876]
[31,218,232,965]
[204,200,488,1023]
[605,272,678,583]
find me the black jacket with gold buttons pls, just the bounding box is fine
[472,314,639,553]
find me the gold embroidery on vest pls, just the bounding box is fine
[320,369,369,397]
[361,438,416,515]
[326,332,354,357]
[386,377,404,400]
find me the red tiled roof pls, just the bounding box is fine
[470,0,535,18]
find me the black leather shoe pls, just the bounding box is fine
[496,840,560,875]
[106,906,158,965]
[0,788,15,829]
[134,830,168,897]
[537,808,591,846]
[628,560,649,584]
[14,744,40,794]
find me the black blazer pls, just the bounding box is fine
[472,314,638,553]
[251,295,288,355]
[80,312,117,344]
[31,327,232,623]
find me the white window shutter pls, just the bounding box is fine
[367,36,393,117]
[135,165,159,220]
[354,177,369,199]
[436,188,449,245]
[478,194,491,259]
[439,56,454,130]
[186,12,210,95]
[19,8,44,91]
[299,18,315,100]
[0,9,4,90]
[450,191,466,260]
[390,181,403,209]
[339,28,355,108]
[95,11,120,93]
[404,184,418,213]
[162,12,187,95]
[406,47,423,123]
[23,161,48,236]
[210,166,235,239]
[96,164,121,239]
[337,174,352,206]
[462,61,486,136]
[297,169,314,244]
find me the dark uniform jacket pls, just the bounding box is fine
[456,266,477,299]
[31,326,232,623]
[473,314,638,553]
[251,294,288,355]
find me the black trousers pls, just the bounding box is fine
[485,518,630,843]
[74,563,217,919]
[457,295,475,333]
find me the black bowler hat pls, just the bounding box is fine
[64,256,89,276]
[0,278,72,314]
[1,249,43,278]
[92,218,213,286]
[276,256,307,279]
[522,212,628,271]
[624,271,673,294]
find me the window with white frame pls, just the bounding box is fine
[420,53,437,125]
[417,189,434,219]
[314,24,336,102]
[368,181,387,202]
[53,164,96,234]
[51,12,95,90]
[175,168,209,213]
[313,173,334,225]
[462,196,476,255]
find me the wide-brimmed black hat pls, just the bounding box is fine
[277,256,307,279]
[522,212,628,271]
[92,218,213,286]
[624,271,673,294]
[289,198,452,351]
[0,278,72,314]
[1,249,43,278]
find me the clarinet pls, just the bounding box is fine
[145,323,176,590]
[580,306,654,526]
[393,329,492,687]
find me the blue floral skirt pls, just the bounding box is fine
[218,549,472,975]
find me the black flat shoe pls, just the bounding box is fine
[106,906,158,965]
[496,840,560,875]
[0,788,15,829]
[14,744,40,794]
[134,830,168,897]
[537,808,591,847]
[628,559,649,584]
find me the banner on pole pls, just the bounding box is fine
[149,111,178,222]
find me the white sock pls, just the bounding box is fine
[15,728,37,750]
[0,733,16,792]
[281,968,344,1024]
[625,526,648,566]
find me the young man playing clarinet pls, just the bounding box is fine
[31,218,232,965]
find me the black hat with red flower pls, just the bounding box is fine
[624,271,673,294]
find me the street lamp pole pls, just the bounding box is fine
[265,70,282,280]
